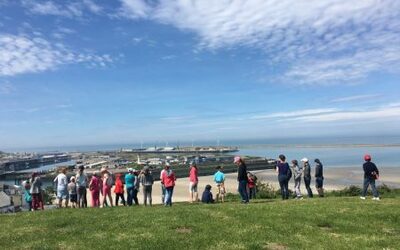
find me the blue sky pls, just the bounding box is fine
[1,0,400,150]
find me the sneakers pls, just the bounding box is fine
[372,197,380,201]
[360,196,366,200]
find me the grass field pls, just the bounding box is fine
[1,197,399,249]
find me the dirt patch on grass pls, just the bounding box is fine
[264,242,288,250]
[317,222,333,230]
[175,227,192,234]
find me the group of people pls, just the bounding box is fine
[22,153,381,211]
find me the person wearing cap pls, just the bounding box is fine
[301,158,313,198]
[76,165,88,208]
[125,168,136,206]
[291,160,303,199]
[68,176,78,208]
[314,159,324,197]
[276,155,290,200]
[139,166,154,206]
[161,163,176,206]
[89,171,101,207]
[189,162,199,203]
[234,156,249,203]
[54,168,69,208]
[360,154,380,200]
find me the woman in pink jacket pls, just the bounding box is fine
[89,171,101,207]
[161,164,176,207]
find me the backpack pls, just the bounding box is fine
[286,165,293,181]
[106,174,115,186]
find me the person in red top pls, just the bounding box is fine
[161,163,176,206]
[114,174,126,206]
[247,172,257,199]
[189,162,199,203]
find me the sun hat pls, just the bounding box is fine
[127,168,133,172]
[301,158,309,162]
[234,156,241,164]
[364,154,371,161]
[70,176,76,181]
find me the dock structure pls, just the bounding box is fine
[120,146,239,154]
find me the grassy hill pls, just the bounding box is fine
[1,197,399,249]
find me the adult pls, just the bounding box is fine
[234,156,249,203]
[125,168,135,206]
[101,168,114,208]
[54,168,69,208]
[30,172,44,210]
[161,163,176,206]
[213,166,225,202]
[160,165,167,204]
[76,165,88,208]
[314,159,324,197]
[89,171,101,207]
[360,154,380,200]
[132,170,140,205]
[302,158,313,198]
[114,173,126,206]
[292,160,303,199]
[189,162,199,203]
[139,166,154,206]
[276,155,290,200]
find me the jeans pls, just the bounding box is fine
[161,184,166,204]
[132,189,139,205]
[362,178,379,197]
[238,180,249,202]
[294,178,302,197]
[127,187,134,206]
[143,185,152,206]
[278,175,289,199]
[77,186,87,208]
[315,177,324,188]
[304,177,313,198]
[115,193,126,206]
[164,186,174,206]
[249,187,256,199]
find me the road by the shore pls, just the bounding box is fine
[82,166,400,206]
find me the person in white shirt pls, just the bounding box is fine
[54,168,69,208]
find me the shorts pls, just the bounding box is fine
[189,182,198,192]
[216,183,225,195]
[70,194,77,203]
[57,189,69,200]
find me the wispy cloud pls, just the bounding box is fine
[22,0,102,18]
[331,94,382,103]
[118,0,400,85]
[0,33,113,76]
[0,81,15,94]
[250,109,338,120]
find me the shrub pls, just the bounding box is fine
[256,182,278,199]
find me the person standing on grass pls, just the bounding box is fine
[160,165,167,204]
[314,159,324,197]
[54,168,69,208]
[22,180,32,211]
[360,154,380,200]
[30,172,44,210]
[291,160,303,199]
[276,155,290,200]
[125,168,135,206]
[214,166,226,202]
[161,163,176,207]
[101,169,113,208]
[235,156,249,203]
[89,171,101,208]
[302,158,313,198]
[68,176,78,208]
[189,162,199,203]
[114,173,126,206]
[131,170,140,205]
[140,166,154,206]
[247,172,257,199]
[76,165,88,208]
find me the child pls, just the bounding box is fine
[114,173,126,206]
[23,180,32,211]
[68,176,78,208]
[213,166,225,202]
[247,172,257,199]
[89,171,101,207]
[201,185,214,203]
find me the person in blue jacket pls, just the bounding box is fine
[201,184,214,203]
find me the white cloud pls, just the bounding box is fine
[250,108,338,120]
[119,0,400,85]
[0,34,113,76]
[22,0,102,18]
[331,94,382,103]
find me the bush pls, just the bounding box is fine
[256,182,278,199]
[43,186,56,205]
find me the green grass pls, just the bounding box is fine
[1,197,399,249]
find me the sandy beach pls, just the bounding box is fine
[82,166,400,206]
